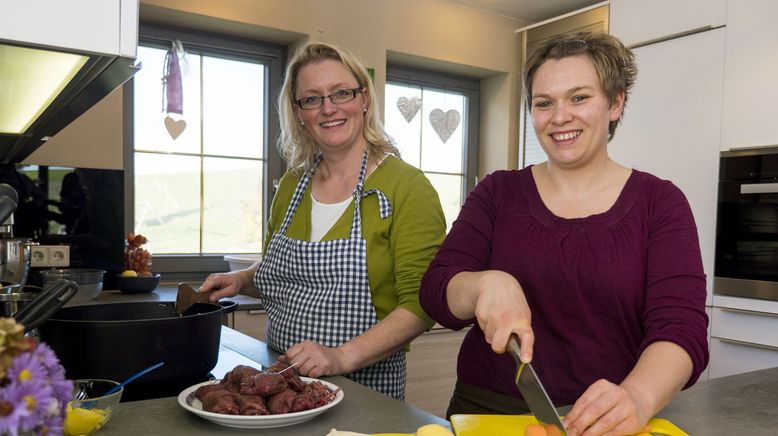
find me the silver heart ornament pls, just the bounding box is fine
[397,96,422,123]
[429,109,461,143]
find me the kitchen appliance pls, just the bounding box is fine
[38,300,237,401]
[716,147,778,301]
[507,335,565,433]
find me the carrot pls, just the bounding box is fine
[544,424,563,436]
[525,424,548,436]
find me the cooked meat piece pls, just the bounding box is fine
[240,372,287,396]
[267,361,294,374]
[236,393,269,415]
[224,364,262,387]
[201,390,240,415]
[268,389,298,414]
[195,382,231,401]
[291,392,316,412]
[285,373,306,392]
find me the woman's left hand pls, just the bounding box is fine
[562,379,648,436]
[278,340,351,379]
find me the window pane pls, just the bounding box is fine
[421,89,464,174]
[384,83,421,167]
[134,153,201,254]
[203,57,264,158]
[202,157,263,253]
[134,46,202,154]
[426,173,463,231]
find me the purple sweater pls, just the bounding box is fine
[420,167,709,406]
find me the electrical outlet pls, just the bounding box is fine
[31,246,49,267]
[48,245,70,267]
[30,245,70,268]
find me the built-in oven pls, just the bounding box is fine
[716,147,778,301]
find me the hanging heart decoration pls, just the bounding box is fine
[164,116,187,140]
[397,96,422,123]
[429,109,461,143]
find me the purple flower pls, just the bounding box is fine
[0,382,31,436]
[14,380,55,432]
[7,350,46,386]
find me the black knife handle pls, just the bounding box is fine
[508,334,523,365]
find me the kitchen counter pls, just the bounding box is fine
[72,283,263,310]
[97,327,448,435]
[96,324,778,435]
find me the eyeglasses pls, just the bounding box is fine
[295,87,364,110]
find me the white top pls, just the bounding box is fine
[310,193,352,242]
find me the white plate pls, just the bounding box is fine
[177,377,343,429]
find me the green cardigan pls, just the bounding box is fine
[263,156,445,329]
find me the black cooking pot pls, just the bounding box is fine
[38,300,237,400]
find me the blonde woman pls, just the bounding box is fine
[201,42,446,400]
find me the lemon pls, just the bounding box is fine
[120,270,138,277]
[64,403,109,435]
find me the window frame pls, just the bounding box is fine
[123,23,285,277]
[385,65,480,205]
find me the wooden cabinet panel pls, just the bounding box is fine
[231,309,267,342]
[405,328,468,418]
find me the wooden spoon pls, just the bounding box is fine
[175,282,212,315]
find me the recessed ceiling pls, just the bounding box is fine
[442,0,605,24]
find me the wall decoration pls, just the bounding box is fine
[162,40,186,140]
[429,108,460,143]
[397,96,421,123]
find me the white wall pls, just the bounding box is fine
[26,0,526,176]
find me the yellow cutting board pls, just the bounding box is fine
[450,415,688,436]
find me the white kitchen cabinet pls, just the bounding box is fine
[609,0,725,47]
[609,28,725,307]
[0,0,137,57]
[709,297,778,378]
[721,0,778,150]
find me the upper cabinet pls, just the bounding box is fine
[609,0,725,47]
[0,0,137,58]
[721,0,778,151]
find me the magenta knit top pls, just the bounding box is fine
[420,167,709,406]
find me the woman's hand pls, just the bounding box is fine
[469,271,534,361]
[199,269,252,302]
[278,340,351,379]
[562,379,648,436]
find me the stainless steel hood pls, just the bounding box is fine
[0,0,140,163]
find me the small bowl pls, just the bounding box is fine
[65,379,123,436]
[224,254,262,271]
[116,273,161,294]
[39,269,105,303]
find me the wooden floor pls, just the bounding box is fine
[405,328,469,418]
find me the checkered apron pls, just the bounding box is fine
[256,152,406,400]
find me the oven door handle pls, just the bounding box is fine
[740,183,778,194]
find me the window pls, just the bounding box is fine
[384,67,479,229]
[127,24,283,272]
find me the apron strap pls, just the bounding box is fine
[278,154,323,234]
[361,189,393,219]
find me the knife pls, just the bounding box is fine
[508,334,566,435]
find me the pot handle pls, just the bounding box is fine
[219,300,238,314]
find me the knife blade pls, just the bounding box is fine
[508,334,566,434]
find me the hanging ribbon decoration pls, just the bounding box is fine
[162,40,186,140]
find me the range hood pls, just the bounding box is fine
[0,0,140,163]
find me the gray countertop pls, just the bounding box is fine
[74,289,778,434]
[76,283,264,310]
[98,327,447,435]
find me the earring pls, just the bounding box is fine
[301,121,305,126]
[363,108,367,113]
